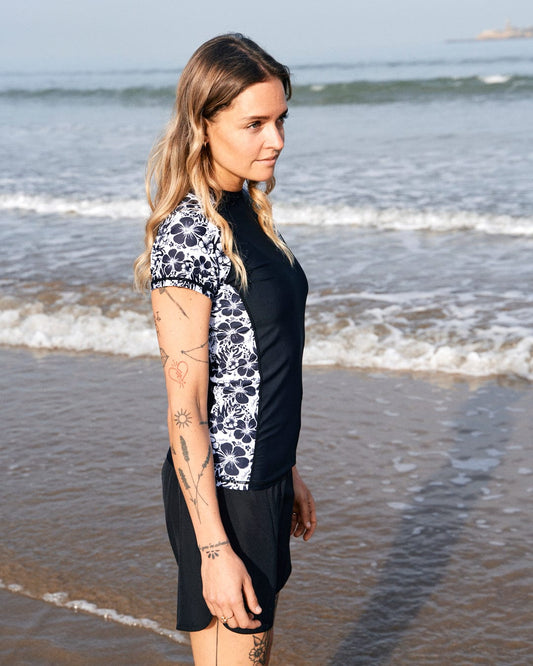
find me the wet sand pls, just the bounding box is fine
[1,348,532,664]
[0,589,192,665]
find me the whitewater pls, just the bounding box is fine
[1,41,532,382]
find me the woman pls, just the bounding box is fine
[134,33,317,665]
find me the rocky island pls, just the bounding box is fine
[448,19,533,42]
[476,19,533,40]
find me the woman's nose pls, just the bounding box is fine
[266,123,284,151]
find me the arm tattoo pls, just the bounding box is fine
[168,359,188,387]
[153,309,161,333]
[248,631,273,665]
[199,539,230,559]
[176,435,210,522]
[158,287,189,319]
[174,408,192,428]
[181,340,209,364]
[159,347,169,367]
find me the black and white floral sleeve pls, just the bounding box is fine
[151,193,230,298]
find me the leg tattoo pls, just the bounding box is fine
[248,631,273,665]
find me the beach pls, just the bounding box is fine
[1,38,533,663]
[0,590,191,665]
[1,349,532,664]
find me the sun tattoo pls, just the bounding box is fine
[174,408,192,428]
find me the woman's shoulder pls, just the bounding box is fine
[155,192,221,250]
[151,192,231,294]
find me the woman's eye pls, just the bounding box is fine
[248,121,261,129]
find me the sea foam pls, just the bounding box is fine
[1,302,532,381]
[0,304,157,357]
[2,192,532,237]
[274,203,533,237]
[0,580,188,644]
[303,321,533,381]
[478,74,511,85]
[0,192,148,220]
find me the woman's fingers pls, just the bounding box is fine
[219,607,237,627]
[291,492,317,540]
[203,552,262,630]
[218,598,261,630]
[219,575,261,628]
[290,511,298,535]
[292,512,305,538]
[302,491,317,541]
[227,607,260,630]
[242,575,262,619]
[291,467,317,541]
[209,594,260,630]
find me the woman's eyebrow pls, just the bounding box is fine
[241,108,289,121]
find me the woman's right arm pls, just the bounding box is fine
[152,285,261,630]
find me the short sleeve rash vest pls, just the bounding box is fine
[151,190,308,491]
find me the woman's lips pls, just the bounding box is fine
[257,155,278,165]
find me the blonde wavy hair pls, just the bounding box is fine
[133,33,293,291]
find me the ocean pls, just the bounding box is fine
[1,41,533,380]
[1,40,532,664]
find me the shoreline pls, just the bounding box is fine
[1,343,530,391]
[0,589,192,666]
[2,347,532,664]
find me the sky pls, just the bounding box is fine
[1,0,532,70]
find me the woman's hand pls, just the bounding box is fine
[291,465,317,541]
[201,544,262,630]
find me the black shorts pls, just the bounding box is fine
[161,451,294,634]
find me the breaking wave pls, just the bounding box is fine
[2,192,532,237]
[1,300,531,381]
[2,74,532,106]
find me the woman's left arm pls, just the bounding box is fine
[291,465,317,541]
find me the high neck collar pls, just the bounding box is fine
[221,188,245,205]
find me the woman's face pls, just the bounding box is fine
[205,78,288,192]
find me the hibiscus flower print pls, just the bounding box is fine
[170,215,207,247]
[224,381,257,405]
[191,255,215,284]
[220,291,246,319]
[160,247,188,276]
[236,352,259,379]
[218,442,249,477]
[216,321,250,346]
[235,418,256,445]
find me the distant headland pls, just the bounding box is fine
[448,19,533,43]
